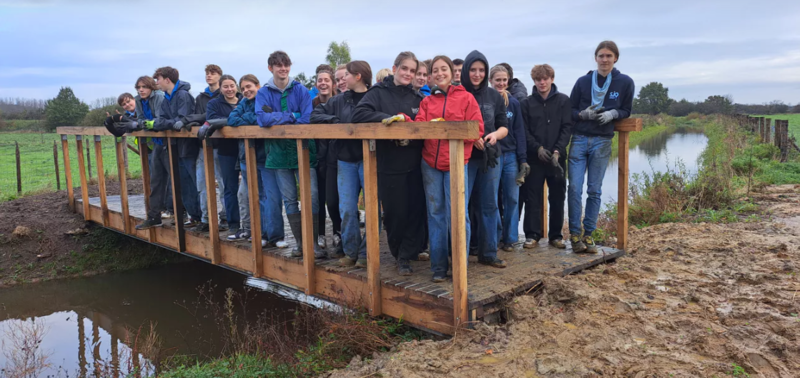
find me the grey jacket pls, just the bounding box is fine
[134,90,165,121]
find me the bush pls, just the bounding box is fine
[81,104,122,126]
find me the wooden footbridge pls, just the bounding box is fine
[57,118,641,335]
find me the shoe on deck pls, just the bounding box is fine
[338,257,356,267]
[218,222,229,232]
[317,235,326,249]
[274,240,289,248]
[478,258,507,268]
[417,252,430,261]
[570,235,587,253]
[355,258,368,268]
[523,238,538,249]
[161,211,173,220]
[184,217,199,227]
[549,238,566,249]
[332,233,342,249]
[500,242,514,252]
[135,218,162,230]
[227,229,250,241]
[583,235,599,254]
[398,259,412,276]
[192,223,210,233]
[432,273,447,283]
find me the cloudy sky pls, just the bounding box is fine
[2,0,800,106]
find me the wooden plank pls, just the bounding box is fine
[245,139,263,277]
[57,122,481,140]
[93,136,109,226]
[138,138,155,242]
[362,139,381,316]
[114,138,131,234]
[166,138,186,252]
[541,182,548,238]
[449,139,468,328]
[75,136,90,220]
[61,135,75,211]
[202,139,221,262]
[296,139,316,295]
[612,118,642,132]
[617,131,630,250]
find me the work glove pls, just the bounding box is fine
[143,120,155,130]
[597,109,619,126]
[515,162,531,186]
[395,139,410,147]
[197,122,211,140]
[551,152,564,178]
[537,146,552,163]
[382,114,405,126]
[430,118,445,122]
[173,120,185,131]
[578,104,604,121]
[481,142,500,173]
[185,121,201,127]
[261,105,273,113]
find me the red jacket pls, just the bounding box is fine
[417,85,484,171]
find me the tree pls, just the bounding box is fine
[633,82,671,115]
[294,72,315,89]
[325,41,352,68]
[698,95,733,115]
[45,87,89,131]
[667,99,697,117]
[81,104,122,126]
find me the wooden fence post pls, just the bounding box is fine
[296,139,316,295]
[617,131,630,250]
[139,137,156,242]
[75,136,90,220]
[115,137,131,234]
[202,139,221,263]
[61,135,74,211]
[94,136,109,227]
[244,138,262,276]
[362,139,381,316]
[86,143,92,179]
[53,140,61,190]
[449,139,468,329]
[15,141,21,194]
[765,118,772,146]
[541,183,548,239]
[167,137,186,252]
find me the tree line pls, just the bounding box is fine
[633,82,799,116]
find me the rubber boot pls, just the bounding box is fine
[288,213,303,258]
[312,216,326,259]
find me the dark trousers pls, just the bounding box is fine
[317,164,342,236]
[378,169,426,261]
[178,157,202,220]
[147,145,171,220]
[217,153,241,230]
[520,159,566,241]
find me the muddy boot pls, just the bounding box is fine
[570,234,587,253]
[583,235,599,254]
[312,216,326,259]
[288,213,303,258]
[549,238,566,249]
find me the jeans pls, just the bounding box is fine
[257,166,285,242]
[338,160,366,260]
[568,135,612,236]
[178,157,201,220]
[217,154,241,230]
[274,168,319,216]
[421,160,470,276]
[196,150,227,224]
[496,152,520,245]
[468,156,502,262]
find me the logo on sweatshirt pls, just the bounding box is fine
[506,111,514,119]
[411,107,419,114]
[609,91,620,100]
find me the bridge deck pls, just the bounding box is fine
[77,194,623,334]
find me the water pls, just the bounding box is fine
[0,262,298,377]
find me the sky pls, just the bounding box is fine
[2,0,800,106]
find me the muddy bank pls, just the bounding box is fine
[329,185,800,378]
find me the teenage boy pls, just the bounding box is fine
[103,93,138,137]
[135,68,197,229]
[255,50,324,259]
[498,63,528,102]
[452,58,464,86]
[520,64,572,249]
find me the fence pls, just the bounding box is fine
[0,132,142,200]
[734,114,800,162]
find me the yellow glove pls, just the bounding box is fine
[430,118,445,122]
[144,120,155,130]
[382,114,405,126]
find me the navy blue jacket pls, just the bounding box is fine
[521,84,573,164]
[207,93,243,157]
[497,96,527,163]
[570,68,634,138]
[154,80,196,156]
[461,50,508,162]
[228,97,266,165]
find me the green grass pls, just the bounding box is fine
[155,354,291,378]
[759,114,800,139]
[0,132,143,202]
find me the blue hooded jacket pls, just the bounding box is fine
[228,97,266,164]
[497,95,527,163]
[419,85,431,97]
[255,78,316,169]
[569,68,634,138]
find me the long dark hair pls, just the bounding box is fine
[346,60,373,89]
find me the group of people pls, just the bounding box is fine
[104,40,634,283]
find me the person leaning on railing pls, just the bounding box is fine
[416,55,484,283]
[567,40,635,254]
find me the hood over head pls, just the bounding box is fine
[461,50,489,94]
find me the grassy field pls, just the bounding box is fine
[0,132,143,201]
[758,114,800,138]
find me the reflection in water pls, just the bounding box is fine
[0,262,299,377]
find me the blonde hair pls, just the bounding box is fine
[489,65,510,107]
[376,68,392,83]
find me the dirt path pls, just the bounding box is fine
[329,185,800,378]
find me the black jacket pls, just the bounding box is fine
[206,93,243,157]
[508,79,528,102]
[520,84,572,164]
[311,90,363,164]
[154,80,197,158]
[352,76,423,174]
[461,50,508,161]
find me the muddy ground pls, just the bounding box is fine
[330,185,800,378]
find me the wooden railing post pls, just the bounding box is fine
[138,137,155,242]
[167,137,186,252]
[362,139,381,316]
[75,136,90,220]
[449,139,468,329]
[541,182,548,239]
[94,136,109,227]
[617,131,630,250]
[296,139,316,295]
[202,139,221,263]
[61,135,74,211]
[245,138,263,276]
[115,137,131,234]
[766,118,772,146]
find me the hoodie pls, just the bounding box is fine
[497,95,527,164]
[135,90,165,146]
[508,79,528,102]
[351,75,424,174]
[460,50,508,161]
[520,83,573,164]
[154,80,197,158]
[206,93,243,157]
[311,90,365,164]
[569,68,634,138]
[418,85,431,97]
[227,97,266,165]
[417,84,484,171]
[255,78,317,169]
